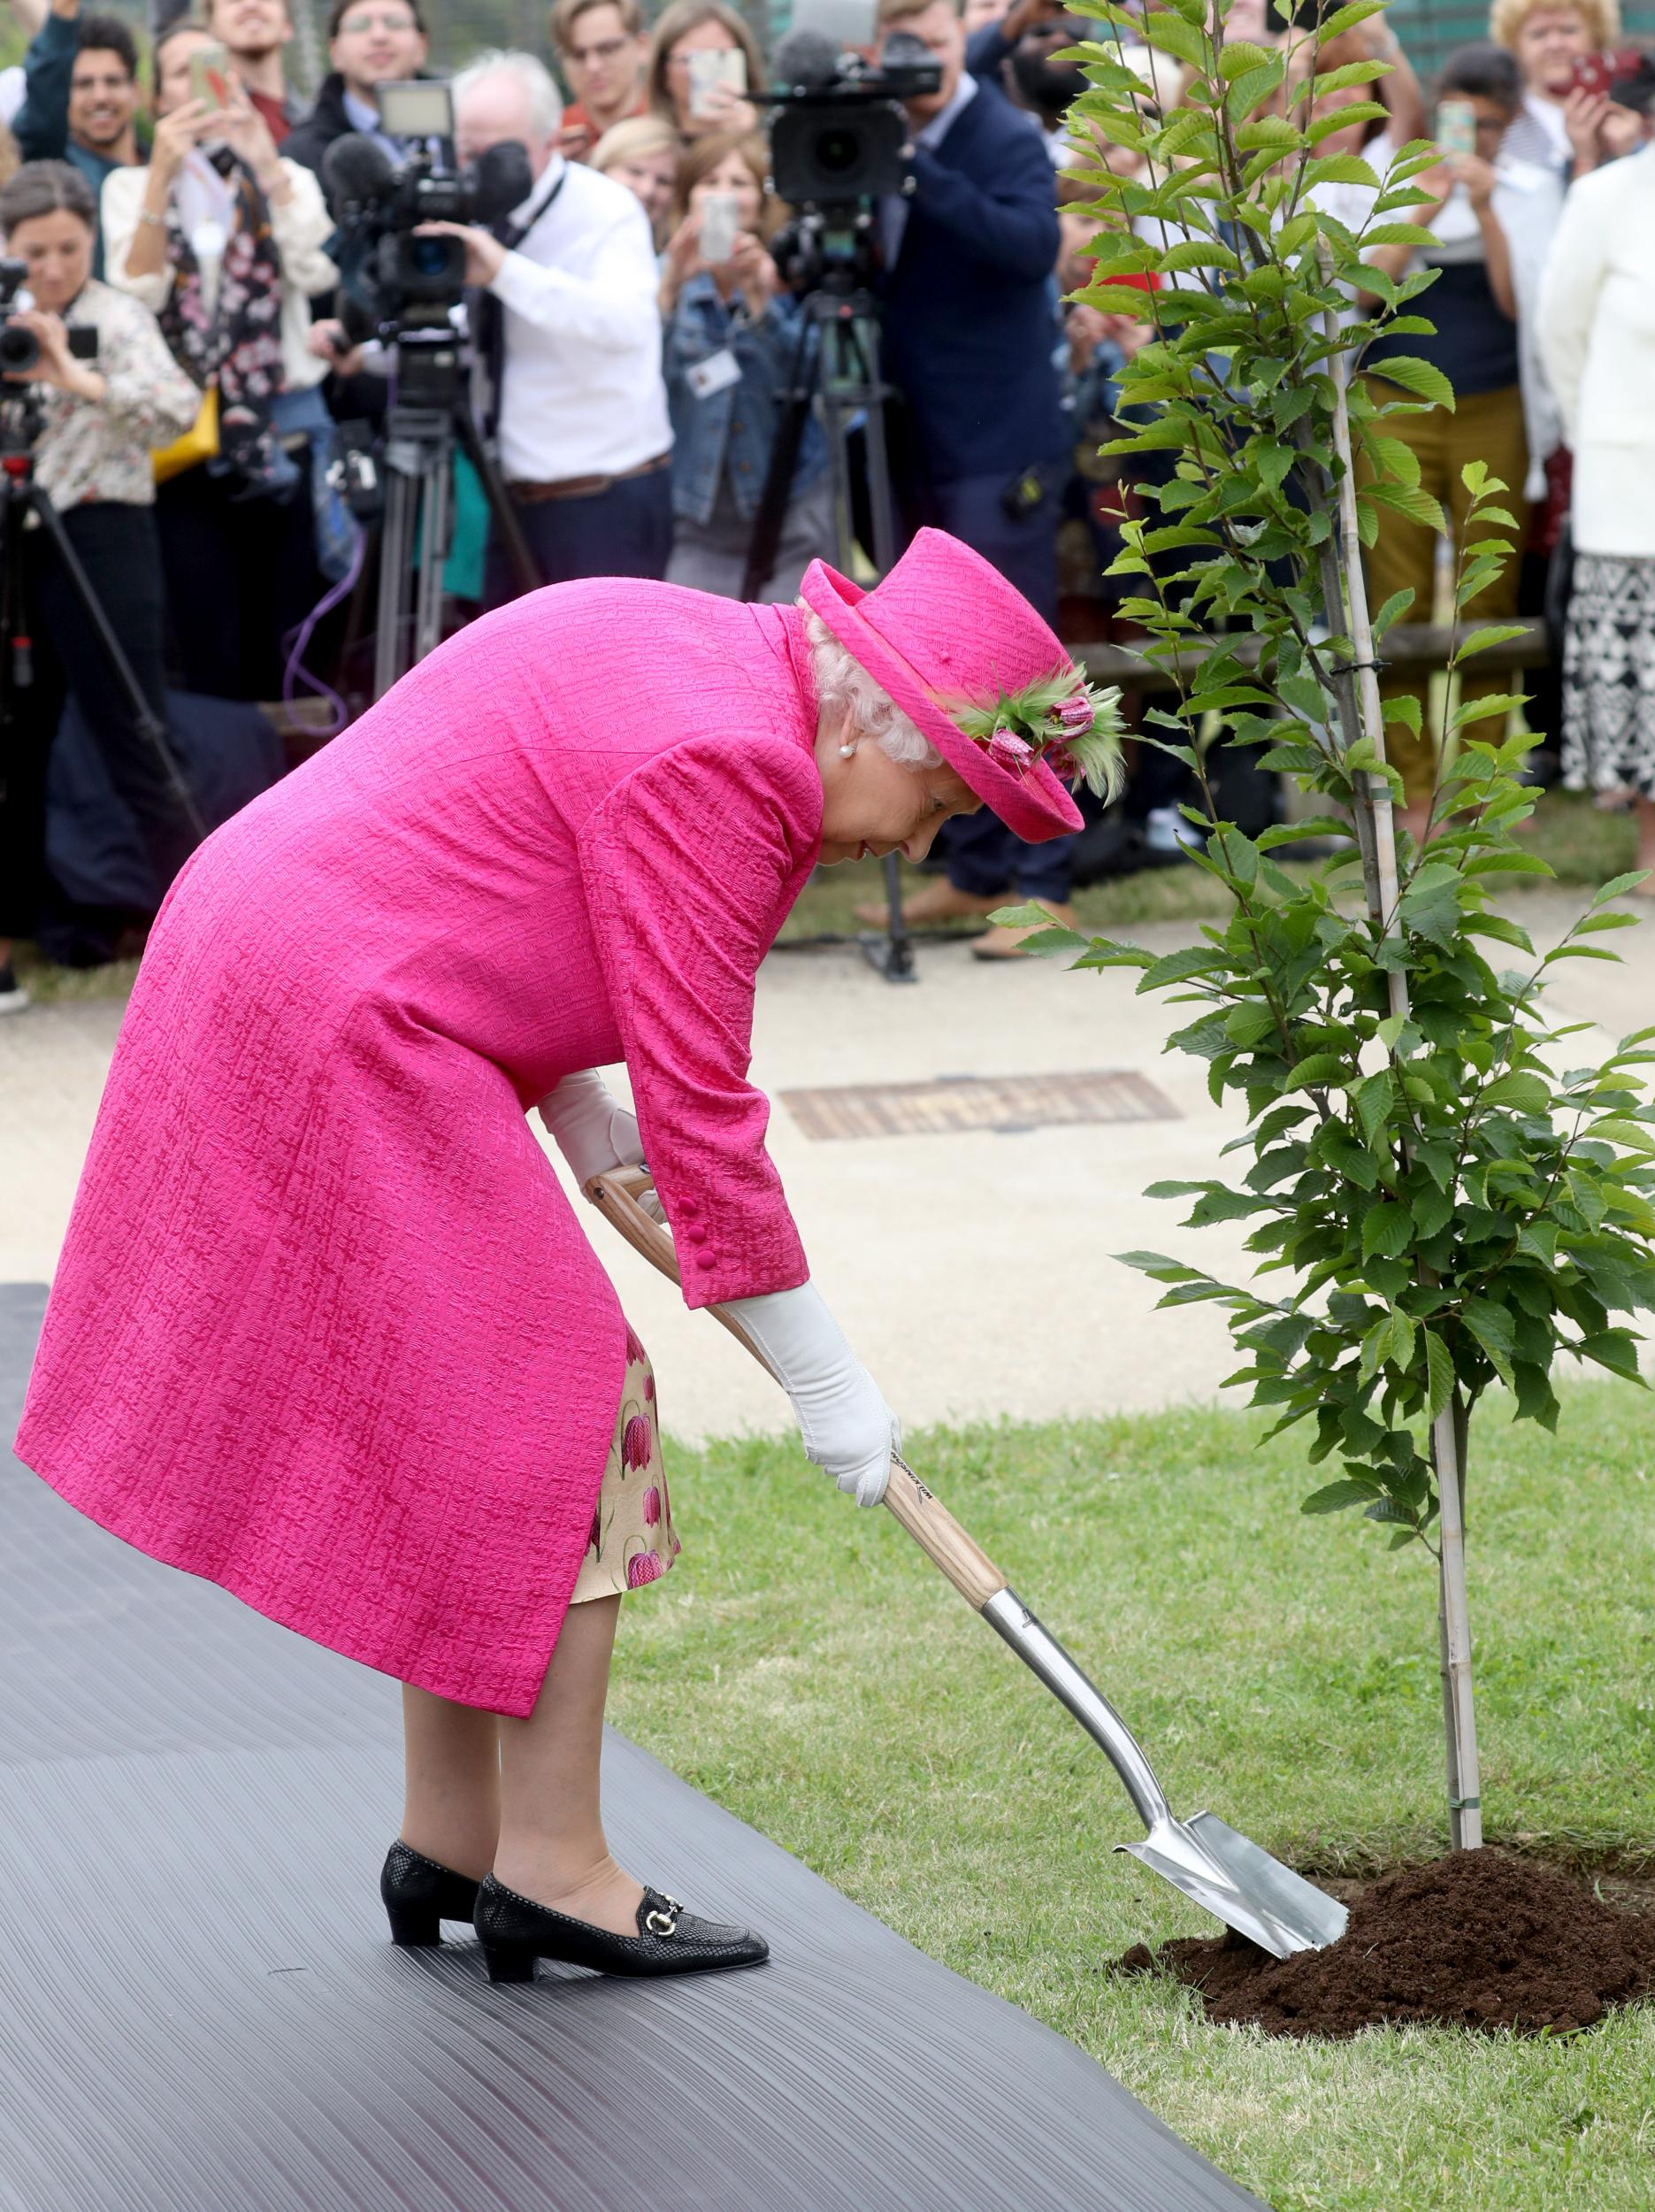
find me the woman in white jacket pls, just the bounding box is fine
[1539,121,1655,888]
[101,20,338,704]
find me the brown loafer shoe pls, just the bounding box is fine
[851,879,1004,930]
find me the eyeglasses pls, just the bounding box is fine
[570,35,632,63]
[337,9,419,33]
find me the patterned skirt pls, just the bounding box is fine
[569,1325,681,1603]
[1562,552,1655,799]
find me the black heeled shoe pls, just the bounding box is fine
[380,1839,484,1947]
[474,1873,770,1985]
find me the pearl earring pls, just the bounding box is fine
[839,741,857,758]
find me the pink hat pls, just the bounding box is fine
[797,529,1086,843]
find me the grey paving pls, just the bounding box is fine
[1,1284,1261,2212]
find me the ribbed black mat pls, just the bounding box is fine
[0,1283,1260,2212]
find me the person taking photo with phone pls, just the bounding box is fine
[658,129,832,600]
[1490,0,1627,174]
[100,19,337,703]
[644,0,761,144]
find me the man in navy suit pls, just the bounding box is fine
[859,0,1078,953]
[873,0,1065,618]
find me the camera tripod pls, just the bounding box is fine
[741,250,916,983]
[0,387,209,898]
[369,326,542,697]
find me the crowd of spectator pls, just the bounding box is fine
[0,0,1653,1008]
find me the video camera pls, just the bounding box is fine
[765,27,939,208]
[321,80,531,398]
[0,257,99,379]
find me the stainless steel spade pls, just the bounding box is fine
[586,1167,1348,1959]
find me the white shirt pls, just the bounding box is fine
[879,71,978,268]
[487,154,670,483]
[1539,144,1655,556]
[101,157,337,393]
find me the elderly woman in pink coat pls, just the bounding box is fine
[16,529,1119,1987]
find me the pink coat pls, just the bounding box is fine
[16,584,823,1715]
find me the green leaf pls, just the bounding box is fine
[1361,1202,1411,1258]
[1480,1071,1549,1112]
[1577,1330,1644,1382]
[1303,152,1381,190]
[1370,354,1455,408]
[1285,1052,1351,1092]
[1300,1478,1375,1516]
[1189,1187,1267,1225]
[1456,623,1530,659]
[1592,871,1651,906]
[1423,1328,1454,1420]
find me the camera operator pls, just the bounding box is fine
[0,160,201,982]
[854,0,1076,954]
[872,0,1064,615]
[101,20,338,702]
[428,50,672,600]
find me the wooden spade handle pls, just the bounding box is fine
[584,1168,1008,1612]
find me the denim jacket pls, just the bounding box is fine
[664,273,827,527]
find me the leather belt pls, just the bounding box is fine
[507,451,671,505]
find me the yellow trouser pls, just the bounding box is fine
[1360,380,1529,807]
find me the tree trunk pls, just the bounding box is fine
[1324,303,1484,1850]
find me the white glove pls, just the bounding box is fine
[723,1280,899,1508]
[537,1071,646,1186]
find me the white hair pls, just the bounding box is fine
[799,605,943,770]
[452,49,564,141]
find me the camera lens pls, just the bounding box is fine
[0,323,40,375]
[408,235,452,279]
[812,127,861,177]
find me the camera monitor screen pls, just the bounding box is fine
[790,0,877,45]
[376,80,455,139]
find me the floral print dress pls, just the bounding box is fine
[569,1325,680,1601]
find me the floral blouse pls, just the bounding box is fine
[27,279,201,514]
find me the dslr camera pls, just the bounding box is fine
[0,257,99,379]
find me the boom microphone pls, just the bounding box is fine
[323,130,397,210]
[769,26,841,90]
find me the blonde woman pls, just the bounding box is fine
[658,129,833,601]
[588,112,681,248]
[1490,0,1626,173]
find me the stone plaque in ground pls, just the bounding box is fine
[781,1068,1181,1141]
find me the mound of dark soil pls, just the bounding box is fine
[1116,1848,1655,2039]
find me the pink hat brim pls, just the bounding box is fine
[797,560,1084,844]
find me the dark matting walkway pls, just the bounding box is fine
[0,1284,1261,2212]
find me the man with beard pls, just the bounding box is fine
[203,0,302,142]
[11,0,141,272]
[967,0,1088,159]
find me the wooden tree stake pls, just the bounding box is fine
[1323,308,1484,1850]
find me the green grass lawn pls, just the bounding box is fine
[609,1381,1655,2212]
